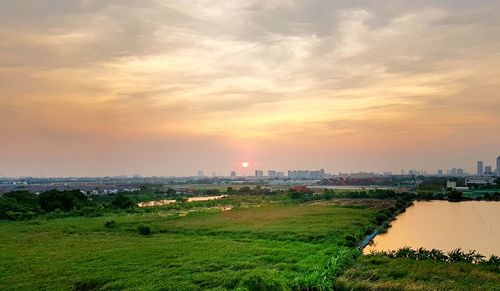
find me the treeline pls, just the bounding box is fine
[416,191,500,202]
[288,189,415,203]
[0,190,135,220]
[369,247,499,269]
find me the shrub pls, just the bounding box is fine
[239,270,287,291]
[110,194,135,209]
[73,279,108,291]
[345,235,357,247]
[104,220,116,228]
[137,225,152,236]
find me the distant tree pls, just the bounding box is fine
[204,189,220,195]
[447,190,463,202]
[288,189,303,200]
[2,191,40,212]
[0,191,41,220]
[38,189,92,212]
[137,225,152,235]
[239,186,251,194]
[166,188,176,195]
[110,194,135,209]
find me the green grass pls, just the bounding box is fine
[335,255,500,290]
[0,202,381,290]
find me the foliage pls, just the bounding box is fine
[39,189,93,212]
[104,220,116,228]
[369,247,498,266]
[336,252,500,290]
[137,225,152,235]
[0,189,96,220]
[0,191,41,220]
[110,194,135,209]
[288,189,415,203]
[447,190,463,202]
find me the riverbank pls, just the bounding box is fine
[335,253,500,290]
[358,194,414,250]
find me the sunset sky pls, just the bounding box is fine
[1,0,500,177]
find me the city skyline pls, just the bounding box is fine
[2,156,499,178]
[1,1,500,177]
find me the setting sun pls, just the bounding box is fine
[241,162,249,168]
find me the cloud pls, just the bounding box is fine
[1,0,500,175]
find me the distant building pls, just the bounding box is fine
[457,168,464,176]
[230,171,236,178]
[450,168,457,176]
[477,161,484,176]
[197,170,204,177]
[339,173,350,179]
[310,169,325,179]
[438,169,443,176]
[446,181,457,189]
[268,170,276,178]
[400,169,405,175]
[351,172,376,179]
[465,176,495,187]
[255,170,264,177]
[276,171,285,178]
[484,166,492,176]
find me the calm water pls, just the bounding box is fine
[364,201,500,256]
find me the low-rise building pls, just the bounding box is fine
[465,176,496,187]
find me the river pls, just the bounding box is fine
[364,200,500,257]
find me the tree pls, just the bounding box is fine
[110,194,135,209]
[447,190,463,202]
[38,189,92,212]
[0,191,41,220]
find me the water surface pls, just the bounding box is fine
[365,201,500,256]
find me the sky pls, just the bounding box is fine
[1,0,500,177]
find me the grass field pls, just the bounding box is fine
[0,202,382,290]
[335,254,500,290]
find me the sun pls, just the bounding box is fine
[241,162,249,168]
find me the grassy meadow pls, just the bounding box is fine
[0,201,382,290]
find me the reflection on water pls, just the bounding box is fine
[364,201,500,256]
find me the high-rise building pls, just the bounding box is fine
[230,171,236,178]
[450,168,457,176]
[268,170,276,178]
[255,170,264,177]
[457,168,464,176]
[497,156,500,177]
[438,169,443,176]
[484,166,492,175]
[197,170,204,177]
[400,169,405,175]
[276,171,285,178]
[477,161,484,176]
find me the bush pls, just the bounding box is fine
[137,225,152,236]
[345,235,357,247]
[73,279,108,291]
[239,270,287,291]
[104,220,116,228]
[110,194,135,209]
[39,189,93,212]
